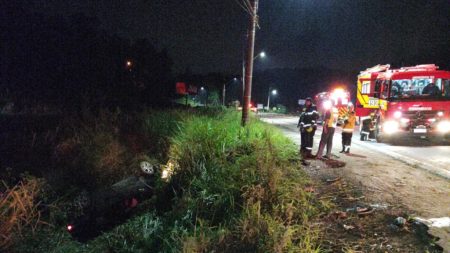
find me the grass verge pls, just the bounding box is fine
[5,109,329,252]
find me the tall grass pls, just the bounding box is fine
[0,177,48,250]
[7,108,328,253]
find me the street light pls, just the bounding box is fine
[223,78,238,106]
[242,51,266,103]
[256,51,266,60]
[267,88,277,111]
[199,86,208,106]
[125,60,133,71]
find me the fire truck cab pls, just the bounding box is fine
[356,64,450,142]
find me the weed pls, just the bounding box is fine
[0,177,47,250]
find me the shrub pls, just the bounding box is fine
[0,177,47,251]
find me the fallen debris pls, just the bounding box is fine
[326,177,341,183]
[304,186,315,193]
[394,217,407,227]
[343,224,355,230]
[369,203,388,210]
[414,217,450,228]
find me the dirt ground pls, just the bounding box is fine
[305,157,446,252]
[264,116,450,252]
[307,148,450,219]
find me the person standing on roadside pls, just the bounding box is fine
[340,103,356,153]
[297,97,318,159]
[316,101,339,159]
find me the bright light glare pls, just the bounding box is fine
[331,88,345,99]
[323,100,332,110]
[437,121,450,133]
[272,89,277,95]
[437,111,444,117]
[126,60,132,67]
[400,118,410,123]
[393,111,402,118]
[260,51,266,58]
[161,160,178,181]
[383,121,399,134]
[67,225,73,231]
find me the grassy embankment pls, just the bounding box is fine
[2,108,329,252]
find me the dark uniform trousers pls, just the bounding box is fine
[300,128,316,154]
[317,127,335,158]
[342,132,353,147]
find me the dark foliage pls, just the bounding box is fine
[1,2,173,112]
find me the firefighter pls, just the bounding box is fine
[297,97,318,158]
[422,82,440,96]
[316,101,339,159]
[340,104,356,153]
[360,112,376,141]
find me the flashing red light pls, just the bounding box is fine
[67,225,73,232]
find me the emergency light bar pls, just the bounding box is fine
[399,64,439,72]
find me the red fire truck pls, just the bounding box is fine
[355,64,450,142]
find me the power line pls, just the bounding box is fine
[243,0,255,16]
[233,0,252,15]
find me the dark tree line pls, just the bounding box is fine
[1,2,173,113]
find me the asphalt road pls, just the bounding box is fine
[260,114,450,179]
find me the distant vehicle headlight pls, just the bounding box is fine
[437,120,450,133]
[393,111,402,118]
[383,120,399,134]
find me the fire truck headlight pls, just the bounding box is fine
[393,111,402,119]
[400,118,410,124]
[383,121,399,134]
[437,121,450,133]
[437,111,444,117]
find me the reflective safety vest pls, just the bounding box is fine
[326,107,339,128]
[338,107,349,121]
[342,111,356,133]
[298,106,319,130]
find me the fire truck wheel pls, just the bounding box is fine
[375,122,383,143]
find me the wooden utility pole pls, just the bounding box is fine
[222,83,226,106]
[241,0,258,126]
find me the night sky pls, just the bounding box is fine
[31,0,450,74]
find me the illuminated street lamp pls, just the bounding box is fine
[126,60,133,71]
[242,51,266,102]
[267,88,277,111]
[256,51,266,60]
[199,86,208,106]
[223,78,238,106]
